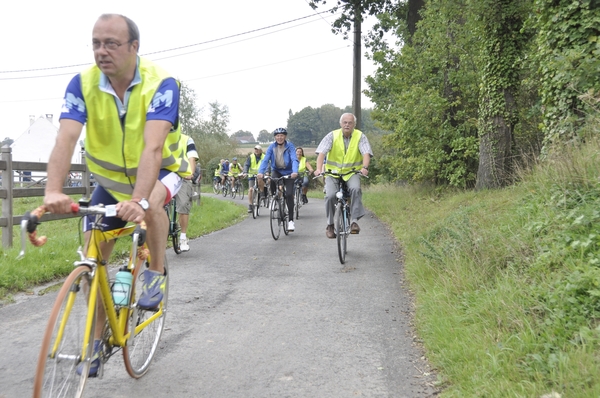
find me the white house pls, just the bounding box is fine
[10,114,84,164]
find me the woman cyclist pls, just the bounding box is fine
[257,128,299,231]
[295,147,314,204]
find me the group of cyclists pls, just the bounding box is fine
[38,11,373,380]
[211,114,372,236]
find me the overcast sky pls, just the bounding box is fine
[0,0,377,141]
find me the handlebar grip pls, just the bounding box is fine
[71,203,80,212]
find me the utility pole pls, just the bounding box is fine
[352,1,362,130]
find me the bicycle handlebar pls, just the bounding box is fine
[313,169,368,179]
[18,203,118,258]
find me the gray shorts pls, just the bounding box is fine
[175,179,194,214]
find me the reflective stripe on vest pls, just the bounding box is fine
[81,57,188,201]
[326,129,363,181]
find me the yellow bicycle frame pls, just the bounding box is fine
[50,223,164,362]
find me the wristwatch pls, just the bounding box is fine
[362,166,369,170]
[133,198,149,211]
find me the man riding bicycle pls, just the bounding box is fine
[42,13,190,376]
[316,113,373,239]
[257,128,299,231]
[242,145,266,213]
[228,157,242,192]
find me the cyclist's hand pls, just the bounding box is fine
[291,172,298,179]
[116,200,146,224]
[360,168,369,177]
[257,173,264,179]
[44,192,75,214]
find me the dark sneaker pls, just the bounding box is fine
[248,205,253,213]
[138,270,166,309]
[76,340,101,376]
[302,194,308,204]
[326,224,336,239]
[350,222,360,234]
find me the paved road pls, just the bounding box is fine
[0,193,438,397]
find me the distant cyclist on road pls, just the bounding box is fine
[257,128,299,231]
[175,134,199,251]
[242,144,266,213]
[296,147,314,204]
[228,157,242,192]
[220,159,230,189]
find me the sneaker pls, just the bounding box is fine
[180,237,190,251]
[138,270,166,309]
[248,205,253,213]
[302,194,308,204]
[350,222,360,234]
[76,340,101,376]
[288,221,295,231]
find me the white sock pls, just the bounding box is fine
[180,233,187,240]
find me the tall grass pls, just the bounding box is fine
[0,195,246,302]
[364,139,600,396]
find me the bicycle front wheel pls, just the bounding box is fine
[33,266,95,398]
[231,181,238,199]
[239,182,245,200]
[335,203,347,264]
[294,187,301,220]
[282,198,289,236]
[123,257,169,378]
[270,198,281,240]
[252,190,260,219]
[213,181,220,194]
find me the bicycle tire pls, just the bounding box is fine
[335,203,347,264]
[231,182,237,199]
[222,184,228,197]
[170,204,181,255]
[270,198,281,240]
[33,266,95,398]
[123,256,169,378]
[252,190,259,219]
[213,181,220,195]
[239,182,245,200]
[282,198,289,236]
[294,186,301,220]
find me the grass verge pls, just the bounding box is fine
[0,195,246,304]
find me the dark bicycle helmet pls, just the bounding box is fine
[273,127,288,136]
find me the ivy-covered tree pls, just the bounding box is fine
[534,0,600,147]
[475,0,531,189]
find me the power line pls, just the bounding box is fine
[0,8,336,76]
[0,45,351,104]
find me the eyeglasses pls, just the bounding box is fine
[92,40,133,51]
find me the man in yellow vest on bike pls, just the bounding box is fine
[242,145,266,213]
[316,113,373,239]
[43,14,189,376]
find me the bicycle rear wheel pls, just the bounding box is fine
[335,203,347,264]
[33,266,95,398]
[123,257,169,378]
[270,198,281,240]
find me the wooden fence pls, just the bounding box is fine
[0,145,93,248]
